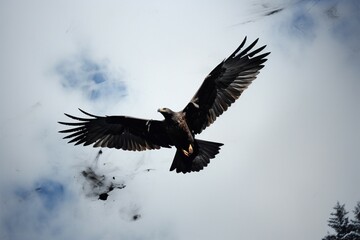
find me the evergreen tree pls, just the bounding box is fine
[350,202,360,238]
[323,202,360,240]
[323,202,351,240]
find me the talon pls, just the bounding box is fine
[188,144,193,154]
[182,144,193,157]
[182,149,190,156]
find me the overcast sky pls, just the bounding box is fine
[1,0,360,239]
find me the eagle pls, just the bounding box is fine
[59,37,270,173]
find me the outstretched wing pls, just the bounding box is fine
[58,109,172,151]
[183,37,270,134]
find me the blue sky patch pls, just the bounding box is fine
[56,53,127,101]
[35,179,65,211]
[278,0,360,50]
[92,72,107,84]
[328,0,360,52]
[1,179,69,239]
[13,179,66,212]
[288,7,316,40]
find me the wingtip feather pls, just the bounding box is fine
[78,108,99,118]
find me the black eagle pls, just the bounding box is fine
[59,37,270,173]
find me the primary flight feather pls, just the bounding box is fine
[59,37,270,173]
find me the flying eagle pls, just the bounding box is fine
[59,37,270,173]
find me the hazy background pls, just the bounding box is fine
[1,0,359,239]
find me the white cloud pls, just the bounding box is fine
[1,0,359,240]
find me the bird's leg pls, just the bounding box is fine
[182,144,193,157]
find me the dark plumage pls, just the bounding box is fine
[59,37,270,173]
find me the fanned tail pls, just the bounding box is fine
[170,139,223,174]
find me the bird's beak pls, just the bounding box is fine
[157,108,163,113]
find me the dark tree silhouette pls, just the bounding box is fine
[350,202,360,239]
[323,202,360,240]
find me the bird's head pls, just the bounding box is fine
[158,107,174,119]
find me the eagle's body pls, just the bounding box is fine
[59,37,270,173]
[158,108,194,152]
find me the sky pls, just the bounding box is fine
[0,0,360,239]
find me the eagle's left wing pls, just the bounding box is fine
[183,37,270,134]
[58,109,172,151]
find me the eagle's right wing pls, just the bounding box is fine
[58,109,172,151]
[183,37,270,134]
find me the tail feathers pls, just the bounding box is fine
[170,139,223,174]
